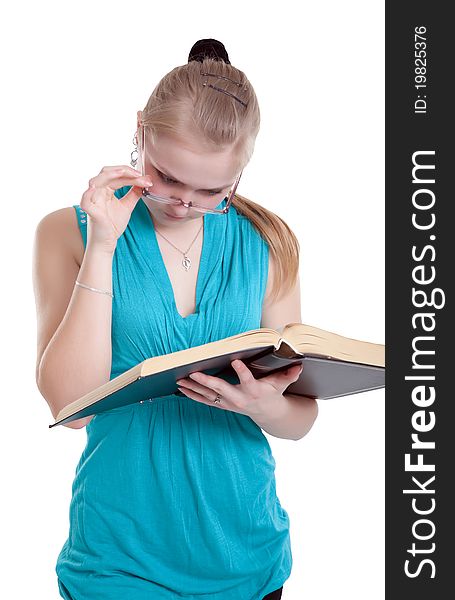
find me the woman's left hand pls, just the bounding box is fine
[175,359,303,421]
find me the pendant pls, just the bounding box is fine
[182,255,191,271]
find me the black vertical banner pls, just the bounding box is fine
[386,2,453,598]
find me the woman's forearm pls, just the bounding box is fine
[252,394,319,441]
[37,242,115,428]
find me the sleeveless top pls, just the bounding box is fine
[55,188,292,600]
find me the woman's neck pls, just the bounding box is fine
[149,211,205,241]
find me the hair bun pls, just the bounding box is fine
[188,39,231,64]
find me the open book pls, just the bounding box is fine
[49,322,385,428]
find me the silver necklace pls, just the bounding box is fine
[155,220,204,271]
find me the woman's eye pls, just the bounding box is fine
[159,173,177,185]
[159,171,222,195]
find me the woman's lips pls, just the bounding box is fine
[164,211,186,220]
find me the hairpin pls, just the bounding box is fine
[200,71,248,108]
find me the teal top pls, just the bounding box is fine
[56,188,292,600]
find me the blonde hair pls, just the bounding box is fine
[141,57,300,304]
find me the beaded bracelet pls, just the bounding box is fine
[75,280,114,298]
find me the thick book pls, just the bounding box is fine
[49,322,385,428]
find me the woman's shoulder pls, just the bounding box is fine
[37,206,85,267]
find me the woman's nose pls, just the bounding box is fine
[170,192,195,208]
[167,194,194,216]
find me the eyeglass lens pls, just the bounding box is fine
[141,191,228,213]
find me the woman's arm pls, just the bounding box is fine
[33,209,114,428]
[251,393,319,441]
[258,252,318,440]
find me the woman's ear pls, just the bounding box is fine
[137,110,143,129]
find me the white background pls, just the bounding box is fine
[1,1,384,598]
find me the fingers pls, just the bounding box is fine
[260,362,303,393]
[80,165,154,215]
[281,363,303,389]
[184,371,243,401]
[231,359,256,386]
[80,184,111,209]
[77,165,154,252]
[88,165,153,190]
[80,184,98,206]
[183,361,259,401]
[287,363,304,377]
[281,363,303,381]
[177,361,303,404]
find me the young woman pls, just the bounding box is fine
[33,39,318,600]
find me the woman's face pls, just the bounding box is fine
[141,131,239,227]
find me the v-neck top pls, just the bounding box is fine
[56,187,292,600]
[140,198,208,320]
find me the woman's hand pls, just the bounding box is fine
[81,165,154,254]
[175,359,303,421]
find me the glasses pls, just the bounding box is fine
[138,126,242,215]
